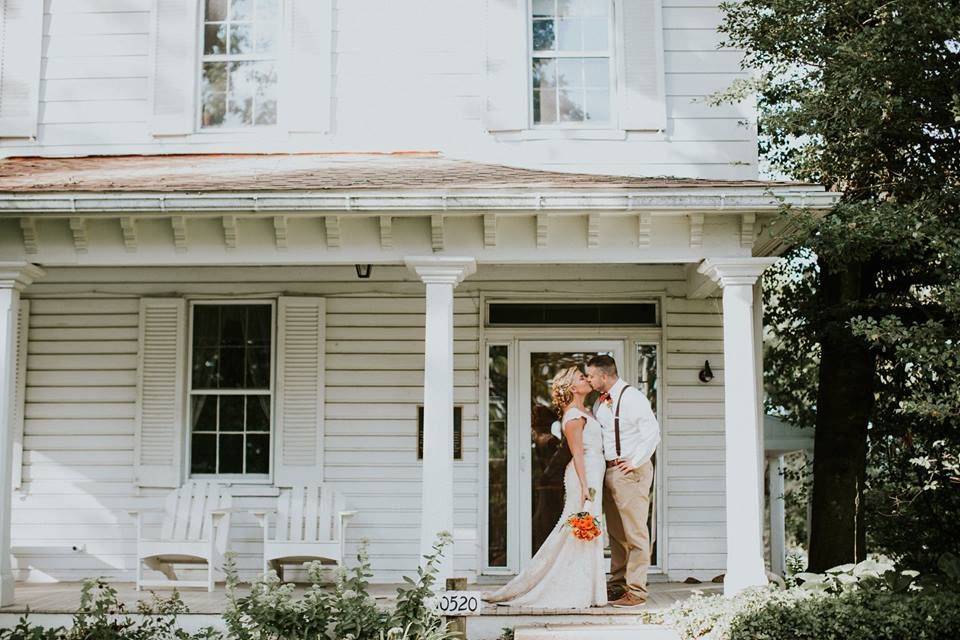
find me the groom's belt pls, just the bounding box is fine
[605,459,622,468]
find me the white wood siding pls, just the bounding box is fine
[1,0,756,179]
[12,264,725,582]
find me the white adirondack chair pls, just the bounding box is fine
[252,484,357,580]
[128,481,234,592]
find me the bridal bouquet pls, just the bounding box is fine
[566,512,602,541]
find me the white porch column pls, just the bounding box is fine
[0,263,44,606]
[406,257,476,583]
[698,257,777,595]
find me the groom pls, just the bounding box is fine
[586,355,660,607]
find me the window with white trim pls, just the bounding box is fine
[200,0,281,128]
[531,0,614,125]
[189,302,273,476]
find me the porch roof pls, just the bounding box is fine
[0,152,809,194]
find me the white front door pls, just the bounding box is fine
[516,341,625,567]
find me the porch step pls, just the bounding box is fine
[465,614,673,640]
[513,624,679,640]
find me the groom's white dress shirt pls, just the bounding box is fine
[594,378,660,468]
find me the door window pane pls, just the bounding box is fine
[487,345,509,567]
[637,343,659,565]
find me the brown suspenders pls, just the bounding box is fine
[613,384,631,459]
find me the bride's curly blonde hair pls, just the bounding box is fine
[550,366,581,412]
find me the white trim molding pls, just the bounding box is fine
[0,263,45,291]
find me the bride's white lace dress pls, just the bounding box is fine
[483,407,607,608]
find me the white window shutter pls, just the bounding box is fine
[617,0,666,131]
[149,0,200,136]
[11,300,28,490]
[283,0,333,133]
[275,297,325,486]
[134,298,186,488]
[482,0,528,132]
[0,0,43,137]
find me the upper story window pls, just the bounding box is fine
[201,0,281,128]
[190,302,274,477]
[531,0,613,126]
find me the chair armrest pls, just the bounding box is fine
[339,510,358,521]
[249,509,277,527]
[127,508,164,519]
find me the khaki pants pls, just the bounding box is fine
[603,460,654,598]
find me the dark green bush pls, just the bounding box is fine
[728,589,960,640]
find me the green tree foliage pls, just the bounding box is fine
[718,0,960,570]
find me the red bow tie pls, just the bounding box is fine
[598,392,611,403]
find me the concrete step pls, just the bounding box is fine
[513,624,679,640]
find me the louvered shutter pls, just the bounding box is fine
[149,0,200,136]
[134,299,186,488]
[283,0,333,133]
[10,300,27,489]
[617,0,666,131]
[0,0,43,137]
[482,0,528,132]
[275,297,325,486]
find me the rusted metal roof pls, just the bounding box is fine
[0,152,805,193]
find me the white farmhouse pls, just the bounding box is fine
[0,0,829,610]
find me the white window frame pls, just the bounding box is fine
[528,0,619,130]
[196,0,284,132]
[185,298,277,483]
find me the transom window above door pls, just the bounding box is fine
[189,302,274,477]
[201,0,281,128]
[531,0,613,126]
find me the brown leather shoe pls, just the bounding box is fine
[610,592,647,608]
[606,584,626,601]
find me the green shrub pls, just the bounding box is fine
[729,589,960,640]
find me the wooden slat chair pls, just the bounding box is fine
[128,481,234,592]
[252,484,357,580]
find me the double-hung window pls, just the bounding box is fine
[531,0,613,126]
[189,302,274,477]
[201,0,281,128]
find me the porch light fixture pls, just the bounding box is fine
[355,264,372,279]
[699,360,714,383]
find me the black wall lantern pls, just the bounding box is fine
[355,264,373,279]
[699,360,714,383]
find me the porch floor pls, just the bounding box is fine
[0,580,721,615]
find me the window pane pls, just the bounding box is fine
[219,434,244,473]
[532,58,556,89]
[205,0,228,21]
[256,0,280,20]
[585,88,610,122]
[218,346,245,387]
[532,19,555,51]
[539,88,558,124]
[220,306,246,346]
[582,16,608,49]
[204,23,228,55]
[219,395,244,431]
[229,22,253,54]
[246,434,270,474]
[192,395,217,431]
[246,305,271,346]
[583,58,609,88]
[231,0,253,20]
[247,396,270,430]
[560,0,607,17]
[192,347,220,388]
[191,434,217,474]
[245,346,270,387]
[559,87,585,121]
[255,99,277,125]
[532,0,553,18]
[487,345,509,567]
[557,58,582,88]
[255,21,279,54]
[557,17,581,50]
[202,62,228,95]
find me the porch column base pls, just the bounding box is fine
[0,263,45,606]
[698,257,776,596]
[406,257,476,584]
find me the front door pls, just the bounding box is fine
[517,341,625,566]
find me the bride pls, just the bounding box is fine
[483,366,607,608]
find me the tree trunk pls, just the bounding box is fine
[808,258,875,572]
